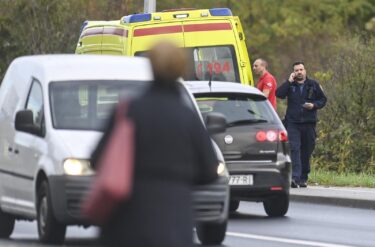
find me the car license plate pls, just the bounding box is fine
[229,175,253,185]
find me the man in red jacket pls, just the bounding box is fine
[253,58,277,110]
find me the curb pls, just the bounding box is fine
[290,192,375,210]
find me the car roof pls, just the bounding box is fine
[10,54,153,83]
[184,80,265,98]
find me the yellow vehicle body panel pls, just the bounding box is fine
[76,9,254,85]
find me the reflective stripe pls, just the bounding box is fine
[133,22,232,37]
[184,23,232,32]
[134,25,183,36]
[81,27,128,38]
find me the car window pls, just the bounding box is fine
[195,93,276,124]
[25,79,44,129]
[135,45,240,83]
[49,80,149,130]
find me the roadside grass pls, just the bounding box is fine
[309,169,375,188]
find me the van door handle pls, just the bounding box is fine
[8,147,13,152]
[14,149,19,154]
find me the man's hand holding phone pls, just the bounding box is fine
[302,102,314,110]
[288,72,296,83]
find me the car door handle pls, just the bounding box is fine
[8,147,13,152]
[14,149,19,154]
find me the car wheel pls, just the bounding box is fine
[229,200,240,212]
[196,220,227,245]
[263,193,289,217]
[37,181,66,244]
[0,207,15,238]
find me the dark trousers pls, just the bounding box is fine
[287,122,316,182]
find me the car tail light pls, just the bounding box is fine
[256,130,288,142]
[266,130,277,142]
[256,131,267,142]
[270,186,283,191]
[279,130,288,142]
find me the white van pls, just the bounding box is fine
[0,55,229,245]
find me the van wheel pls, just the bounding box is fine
[263,193,289,217]
[0,208,15,238]
[196,220,227,245]
[37,181,66,244]
[229,200,240,212]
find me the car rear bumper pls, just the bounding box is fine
[48,175,229,225]
[226,160,291,201]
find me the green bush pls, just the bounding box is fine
[313,36,375,174]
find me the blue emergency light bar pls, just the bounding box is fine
[80,20,89,34]
[209,8,233,16]
[123,13,152,23]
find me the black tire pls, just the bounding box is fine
[229,200,240,212]
[263,193,289,217]
[0,208,15,238]
[196,220,227,245]
[37,181,66,244]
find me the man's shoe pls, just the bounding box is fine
[299,181,308,188]
[291,180,299,188]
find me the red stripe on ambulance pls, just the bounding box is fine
[81,27,128,38]
[80,28,103,38]
[134,25,183,37]
[133,23,232,37]
[103,28,128,37]
[184,23,232,32]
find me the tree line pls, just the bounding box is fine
[0,0,374,173]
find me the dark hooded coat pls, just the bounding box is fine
[91,83,218,247]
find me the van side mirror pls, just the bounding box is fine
[15,110,41,136]
[205,112,227,135]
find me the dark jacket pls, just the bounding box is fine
[276,78,327,124]
[91,83,218,247]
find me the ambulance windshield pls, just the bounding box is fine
[188,46,239,83]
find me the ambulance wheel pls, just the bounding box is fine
[263,193,289,217]
[0,208,15,238]
[196,219,227,245]
[37,181,66,244]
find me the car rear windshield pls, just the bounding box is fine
[49,80,149,131]
[135,45,240,83]
[194,93,277,125]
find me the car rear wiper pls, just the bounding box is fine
[227,119,268,127]
[247,109,265,119]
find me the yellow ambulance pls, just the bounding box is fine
[76,8,254,85]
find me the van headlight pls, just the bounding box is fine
[63,159,94,176]
[217,162,227,176]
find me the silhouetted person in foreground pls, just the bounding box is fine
[91,41,219,247]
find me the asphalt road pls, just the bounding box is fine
[1,201,375,247]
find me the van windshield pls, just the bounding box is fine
[136,45,240,83]
[49,80,149,131]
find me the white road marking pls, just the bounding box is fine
[227,231,357,247]
[10,233,36,239]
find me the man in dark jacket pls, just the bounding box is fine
[276,62,327,188]
[91,42,218,247]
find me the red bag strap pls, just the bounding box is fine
[115,100,129,121]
